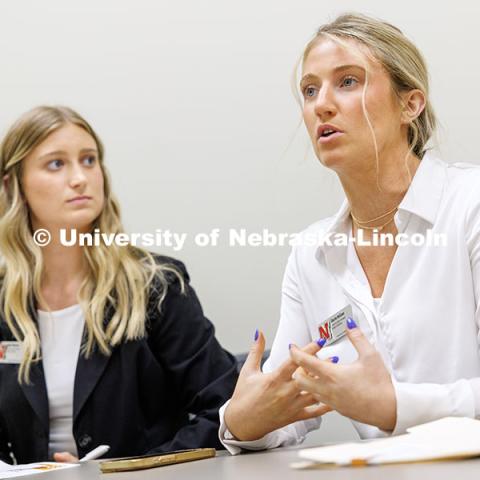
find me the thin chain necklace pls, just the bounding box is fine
[350,204,399,232]
[351,214,396,231]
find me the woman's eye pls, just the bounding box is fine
[303,86,317,98]
[82,155,96,166]
[341,76,358,88]
[47,159,63,171]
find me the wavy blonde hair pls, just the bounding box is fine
[0,106,183,383]
[293,12,437,187]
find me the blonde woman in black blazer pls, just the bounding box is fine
[0,106,237,463]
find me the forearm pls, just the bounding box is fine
[391,377,477,435]
[147,412,225,453]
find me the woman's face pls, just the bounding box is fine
[301,37,406,174]
[21,123,105,233]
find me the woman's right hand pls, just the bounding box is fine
[224,331,332,441]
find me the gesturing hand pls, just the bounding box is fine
[289,318,397,432]
[224,331,332,441]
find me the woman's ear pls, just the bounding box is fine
[400,89,426,124]
[3,174,9,191]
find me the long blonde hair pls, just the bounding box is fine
[0,106,183,383]
[294,12,437,185]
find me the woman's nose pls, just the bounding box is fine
[313,85,337,119]
[69,166,87,188]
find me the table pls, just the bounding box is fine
[17,447,480,480]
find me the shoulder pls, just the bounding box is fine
[446,160,480,173]
[144,253,195,317]
[144,255,208,339]
[432,159,480,243]
[414,153,480,213]
[445,160,480,190]
[144,253,191,302]
[442,160,480,218]
[149,253,190,283]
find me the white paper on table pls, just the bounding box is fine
[295,417,480,467]
[0,460,79,478]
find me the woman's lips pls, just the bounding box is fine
[67,196,92,204]
[318,131,344,144]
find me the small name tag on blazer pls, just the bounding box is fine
[0,341,23,364]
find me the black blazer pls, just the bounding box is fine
[0,256,238,464]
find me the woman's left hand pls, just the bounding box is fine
[289,318,397,431]
[53,452,79,463]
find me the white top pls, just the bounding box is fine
[38,304,85,459]
[219,152,480,454]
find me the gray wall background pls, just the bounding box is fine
[1,0,479,443]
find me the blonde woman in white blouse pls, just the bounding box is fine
[220,12,480,453]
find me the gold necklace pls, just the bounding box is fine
[352,215,396,231]
[350,204,399,226]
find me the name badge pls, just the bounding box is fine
[318,305,352,346]
[0,341,23,364]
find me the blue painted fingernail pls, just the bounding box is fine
[330,356,339,364]
[288,343,292,349]
[254,329,259,341]
[317,338,327,348]
[347,317,357,329]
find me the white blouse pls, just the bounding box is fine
[38,304,85,459]
[219,151,480,454]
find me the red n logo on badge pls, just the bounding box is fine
[318,321,330,340]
